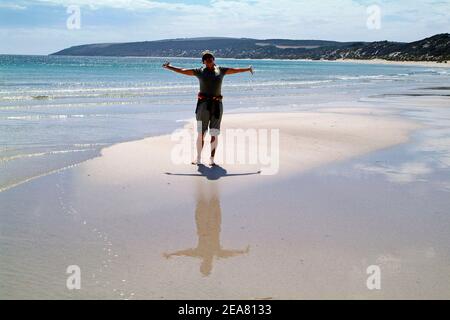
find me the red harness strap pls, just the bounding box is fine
[197,92,223,101]
[196,92,223,118]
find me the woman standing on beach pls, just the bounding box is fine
[162,51,253,166]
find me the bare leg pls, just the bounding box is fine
[192,131,205,165]
[210,135,218,166]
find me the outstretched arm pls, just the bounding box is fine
[225,66,254,75]
[162,61,196,76]
[217,245,250,259]
[163,248,198,259]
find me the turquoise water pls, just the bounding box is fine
[1,55,450,191]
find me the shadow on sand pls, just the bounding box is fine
[165,164,261,180]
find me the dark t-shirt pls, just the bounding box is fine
[193,65,229,96]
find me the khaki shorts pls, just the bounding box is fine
[195,100,223,136]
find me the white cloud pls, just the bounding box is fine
[22,0,450,29]
[2,0,450,54]
[33,0,205,11]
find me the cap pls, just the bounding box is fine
[201,50,215,61]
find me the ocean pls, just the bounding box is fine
[1,55,449,192]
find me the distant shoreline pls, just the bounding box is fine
[43,54,450,68]
[331,58,450,69]
[2,53,449,69]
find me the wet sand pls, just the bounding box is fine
[6,108,447,299]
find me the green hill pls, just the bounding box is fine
[52,34,450,62]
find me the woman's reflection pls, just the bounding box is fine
[164,178,249,276]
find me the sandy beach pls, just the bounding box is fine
[333,58,450,68]
[2,57,450,300]
[6,103,450,299]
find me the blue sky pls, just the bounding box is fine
[0,0,449,55]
